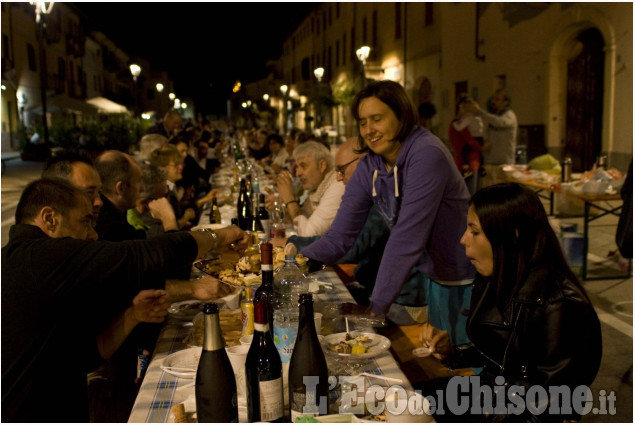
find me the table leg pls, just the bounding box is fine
[582,201,590,280]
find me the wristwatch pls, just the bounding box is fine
[197,228,218,249]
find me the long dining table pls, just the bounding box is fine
[127,265,413,423]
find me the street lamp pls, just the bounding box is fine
[169,92,175,101]
[156,83,164,93]
[181,102,187,109]
[31,2,55,145]
[129,64,141,82]
[313,67,324,83]
[263,94,269,101]
[356,46,371,86]
[356,46,370,66]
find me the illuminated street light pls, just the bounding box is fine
[181,103,187,109]
[156,83,164,93]
[174,98,181,109]
[356,46,371,66]
[129,64,141,82]
[263,94,269,101]
[169,92,175,101]
[313,67,324,83]
[242,102,248,109]
[280,85,288,96]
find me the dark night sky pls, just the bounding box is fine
[72,2,319,116]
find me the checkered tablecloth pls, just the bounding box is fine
[128,268,411,423]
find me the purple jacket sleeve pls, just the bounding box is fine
[301,159,374,264]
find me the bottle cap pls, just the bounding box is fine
[284,243,297,257]
[203,303,219,314]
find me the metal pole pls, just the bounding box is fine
[36,16,49,145]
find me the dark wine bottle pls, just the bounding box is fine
[195,303,238,423]
[288,293,329,421]
[245,299,284,422]
[257,193,271,236]
[210,196,222,224]
[251,192,264,232]
[237,178,253,231]
[254,242,274,335]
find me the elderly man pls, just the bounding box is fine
[1,178,247,422]
[146,109,183,142]
[270,141,345,237]
[42,150,104,220]
[135,133,168,163]
[94,150,149,241]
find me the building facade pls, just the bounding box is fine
[268,2,632,172]
[1,3,176,152]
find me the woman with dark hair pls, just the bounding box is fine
[422,183,602,422]
[302,80,474,342]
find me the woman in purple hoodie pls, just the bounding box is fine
[302,80,475,344]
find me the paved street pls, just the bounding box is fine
[0,158,632,422]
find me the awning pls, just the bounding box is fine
[86,96,130,114]
[28,94,98,115]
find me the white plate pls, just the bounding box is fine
[161,347,202,379]
[321,331,391,359]
[191,223,228,232]
[168,300,204,320]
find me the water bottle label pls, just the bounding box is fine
[259,378,283,421]
[273,324,298,363]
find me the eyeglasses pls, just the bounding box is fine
[335,157,360,176]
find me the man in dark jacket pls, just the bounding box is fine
[1,178,246,422]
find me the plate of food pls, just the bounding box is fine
[321,331,391,359]
[193,255,262,287]
[160,347,202,379]
[168,300,205,320]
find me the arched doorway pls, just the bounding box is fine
[565,28,605,172]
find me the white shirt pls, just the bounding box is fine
[292,171,345,237]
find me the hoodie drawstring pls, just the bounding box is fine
[372,167,400,198]
[372,169,378,197]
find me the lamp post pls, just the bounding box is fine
[280,84,289,133]
[155,83,164,117]
[313,67,326,131]
[32,2,54,146]
[129,64,141,117]
[356,45,371,86]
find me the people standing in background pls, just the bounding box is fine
[466,89,517,187]
[146,109,183,143]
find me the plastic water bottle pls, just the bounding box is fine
[271,243,308,409]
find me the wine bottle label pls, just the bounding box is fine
[273,323,298,363]
[254,323,269,332]
[259,378,283,421]
[261,264,273,271]
[290,390,320,422]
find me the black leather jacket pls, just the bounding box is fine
[454,264,602,422]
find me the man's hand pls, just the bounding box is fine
[131,289,171,324]
[190,275,234,300]
[148,197,178,231]
[264,187,275,209]
[276,171,296,204]
[418,323,451,360]
[215,225,250,253]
